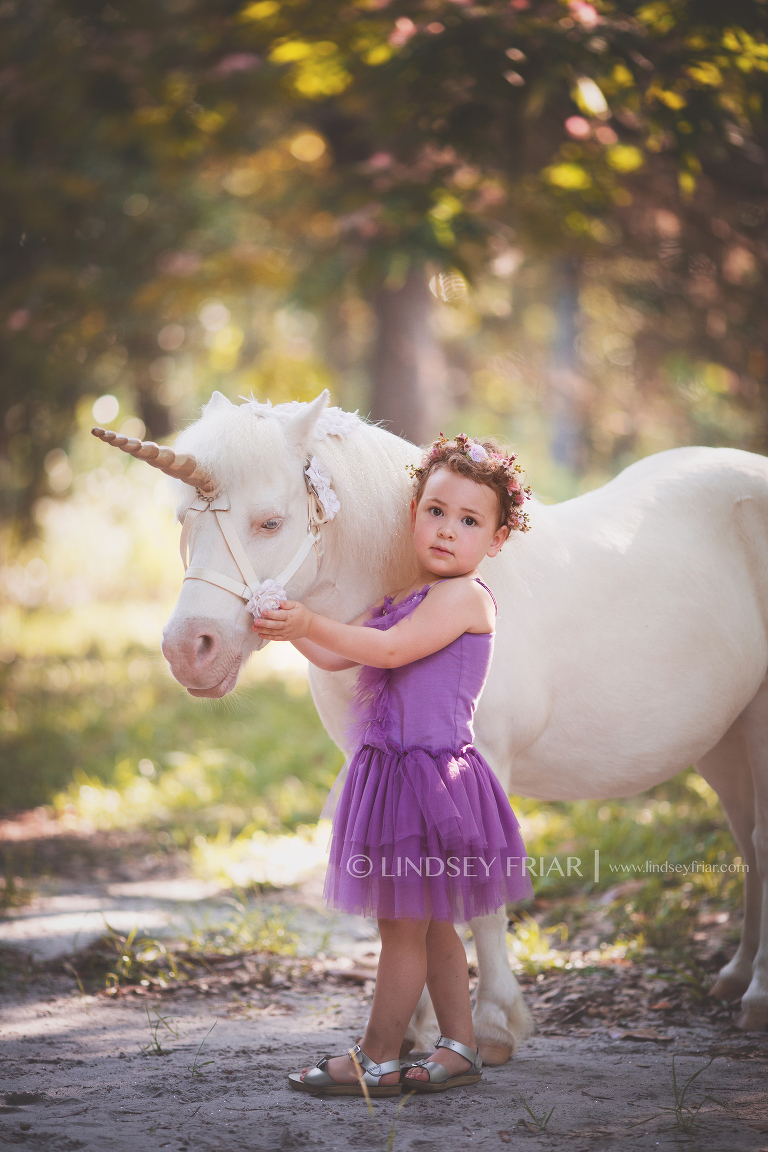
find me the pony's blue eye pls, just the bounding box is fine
[263,519,281,530]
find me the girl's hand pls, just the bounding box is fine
[252,600,314,642]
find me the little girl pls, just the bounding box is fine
[254,434,533,1097]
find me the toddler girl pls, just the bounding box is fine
[254,434,533,1096]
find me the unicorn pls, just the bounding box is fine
[93,388,768,1058]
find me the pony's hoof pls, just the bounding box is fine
[736,1004,768,1032]
[711,973,750,1002]
[477,1042,512,1066]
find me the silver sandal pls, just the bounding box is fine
[288,1043,402,1097]
[402,1035,482,1093]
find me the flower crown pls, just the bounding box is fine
[407,432,532,533]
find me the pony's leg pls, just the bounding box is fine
[401,984,438,1057]
[696,719,760,1004]
[734,684,768,1030]
[471,908,533,1065]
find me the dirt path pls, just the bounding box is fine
[2,958,767,1152]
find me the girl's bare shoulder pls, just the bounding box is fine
[419,576,493,629]
[426,576,486,604]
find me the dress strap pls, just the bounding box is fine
[474,578,498,615]
[422,576,498,615]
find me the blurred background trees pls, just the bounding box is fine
[3,0,767,529]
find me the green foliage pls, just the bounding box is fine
[100,923,184,993]
[182,895,300,956]
[66,902,299,997]
[188,1022,216,1076]
[3,0,767,529]
[629,1056,721,1134]
[0,645,341,818]
[513,768,741,900]
[507,913,570,975]
[141,1007,181,1057]
[518,1095,556,1133]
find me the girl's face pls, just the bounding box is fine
[410,466,508,578]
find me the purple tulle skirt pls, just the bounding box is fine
[323,742,533,922]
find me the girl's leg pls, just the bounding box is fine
[405,920,476,1081]
[301,918,430,1086]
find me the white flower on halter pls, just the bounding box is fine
[246,578,288,620]
[306,456,340,520]
[315,407,360,439]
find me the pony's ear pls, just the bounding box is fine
[283,390,329,454]
[205,390,234,413]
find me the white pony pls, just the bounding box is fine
[93,389,768,1057]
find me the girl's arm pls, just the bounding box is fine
[256,604,377,672]
[290,638,358,672]
[255,579,492,669]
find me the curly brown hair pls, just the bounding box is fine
[409,433,531,533]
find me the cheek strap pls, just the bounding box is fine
[180,492,320,619]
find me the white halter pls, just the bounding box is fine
[180,462,333,619]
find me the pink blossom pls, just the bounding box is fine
[569,1,600,28]
[212,53,260,77]
[389,17,417,46]
[367,152,393,171]
[565,116,591,139]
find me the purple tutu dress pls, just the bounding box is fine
[323,579,532,922]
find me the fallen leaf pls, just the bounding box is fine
[621,1029,674,1043]
[498,1133,512,1144]
[326,967,377,983]
[649,1000,674,1010]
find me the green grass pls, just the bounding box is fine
[0,647,342,823]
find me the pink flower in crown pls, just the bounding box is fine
[468,443,488,463]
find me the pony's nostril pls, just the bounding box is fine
[196,633,216,661]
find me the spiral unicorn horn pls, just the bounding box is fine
[91,427,215,493]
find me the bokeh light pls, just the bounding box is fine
[122,193,149,216]
[198,300,231,332]
[92,395,119,424]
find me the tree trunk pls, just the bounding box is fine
[549,256,588,472]
[370,264,448,445]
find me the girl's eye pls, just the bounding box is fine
[429,506,443,517]
[262,519,281,531]
[462,517,477,527]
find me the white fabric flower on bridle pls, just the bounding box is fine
[246,578,288,620]
[305,456,340,520]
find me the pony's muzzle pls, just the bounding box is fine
[161,616,237,691]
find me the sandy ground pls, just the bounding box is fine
[2,955,768,1152]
